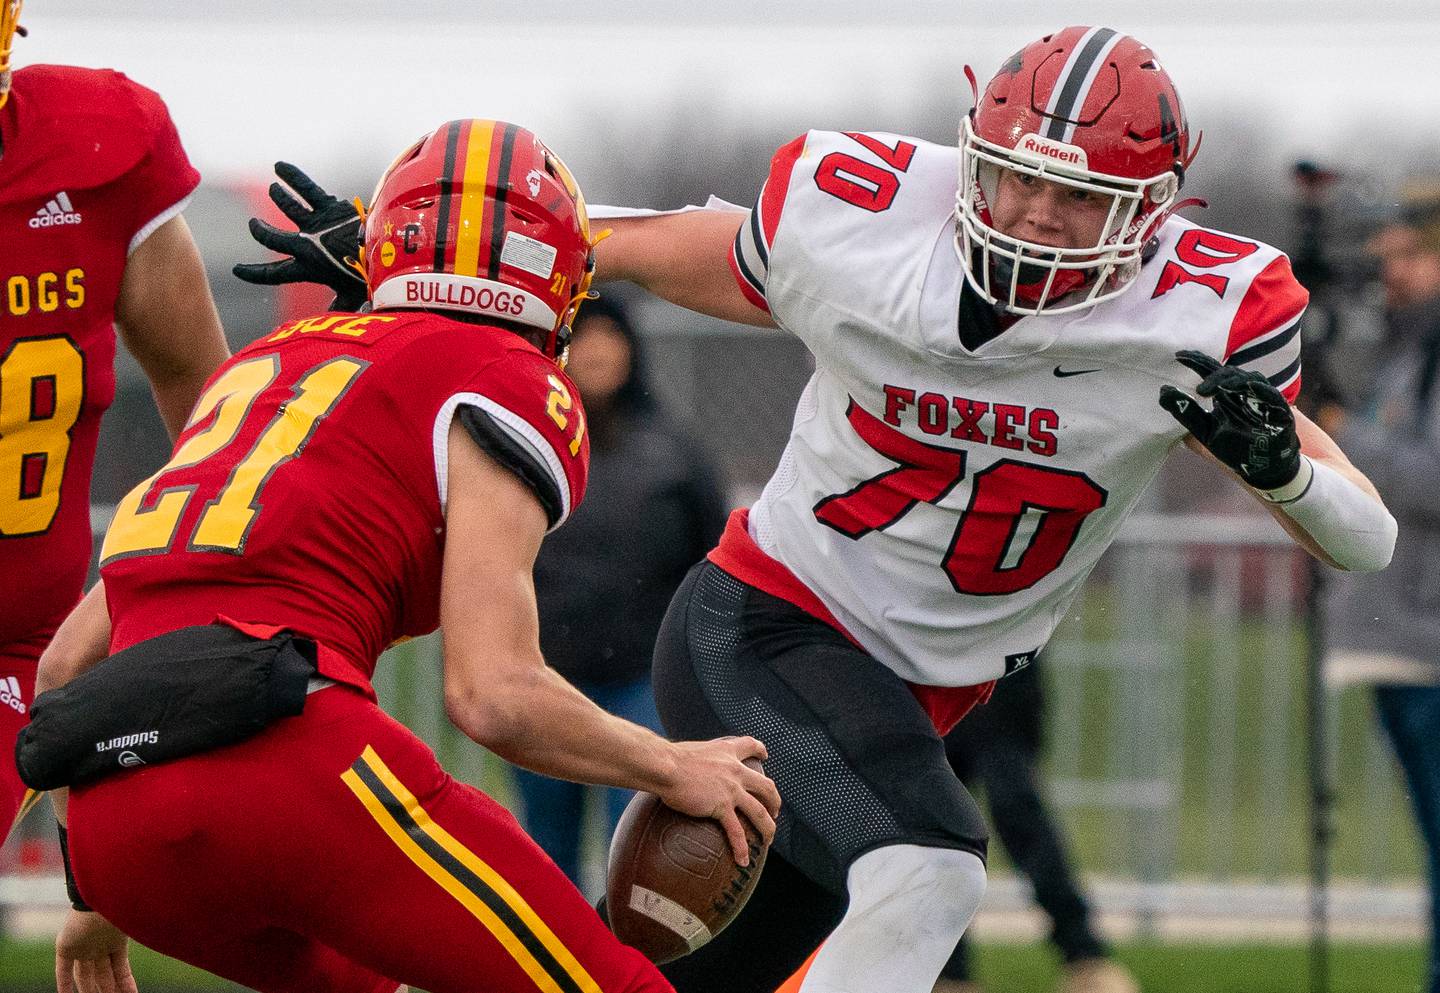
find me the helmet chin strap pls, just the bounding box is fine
[988,248,1089,309]
[993,255,1053,290]
[550,227,609,367]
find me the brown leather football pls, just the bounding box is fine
[605,785,769,964]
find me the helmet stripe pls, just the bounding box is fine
[454,120,497,278]
[486,123,519,280]
[432,120,466,273]
[1042,26,1121,142]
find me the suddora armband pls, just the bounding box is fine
[1258,455,1397,572]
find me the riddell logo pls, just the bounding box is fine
[1017,134,1088,169]
[30,192,83,228]
[0,676,24,714]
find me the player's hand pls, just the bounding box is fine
[1158,349,1301,490]
[659,736,779,866]
[55,910,137,993]
[232,161,367,312]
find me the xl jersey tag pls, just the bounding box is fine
[1004,649,1039,675]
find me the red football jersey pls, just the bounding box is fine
[0,65,199,648]
[100,311,590,697]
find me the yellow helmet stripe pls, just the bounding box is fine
[453,120,497,279]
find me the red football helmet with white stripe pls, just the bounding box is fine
[362,119,596,362]
[957,26,1198,315]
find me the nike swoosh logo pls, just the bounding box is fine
[1053,366,1101,378]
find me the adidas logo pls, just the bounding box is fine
[29,191,82,229]
[0,675,25,715]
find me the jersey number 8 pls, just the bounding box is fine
[0,337,85,537]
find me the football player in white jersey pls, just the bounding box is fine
[236,24,1397,993]
[589,26,1396,993]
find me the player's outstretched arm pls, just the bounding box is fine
[439,420,779,862]
[592,211,776,329]
[1161,350,1396,571]
[116,215,231,440]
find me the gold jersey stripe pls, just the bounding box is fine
[342,746,601,993]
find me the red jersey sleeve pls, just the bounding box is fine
[443,348,590,530]
[1222,254,1308,403]
[108,73,201,254]
[729,133,808,314]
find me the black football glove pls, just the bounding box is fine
[232,162,366,311]
[1158,349,1301,491]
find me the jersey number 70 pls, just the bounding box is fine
[813,400,1107,596]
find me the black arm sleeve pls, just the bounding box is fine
[455,404,564,528]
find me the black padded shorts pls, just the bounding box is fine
[652,561,988,895]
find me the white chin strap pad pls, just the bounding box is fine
[799,845,987,993]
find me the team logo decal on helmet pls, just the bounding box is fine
[0,0,25,112]
[956,26,1200,316]
[363,119,597,361]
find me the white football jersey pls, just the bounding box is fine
[728,130,1307,687]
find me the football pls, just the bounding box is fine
[605,781,769,964]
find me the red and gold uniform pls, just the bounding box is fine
[72,311,665,993]
[0,64,198,830]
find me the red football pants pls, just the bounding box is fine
[0,636,42,847]
[69,686,671,993]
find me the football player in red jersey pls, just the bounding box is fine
[0,0,230,850]
[229,27,1396,993]
[29,119,778,993]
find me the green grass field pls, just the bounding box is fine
[0,937,1425,993]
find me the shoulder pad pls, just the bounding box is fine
[0,65,173,202]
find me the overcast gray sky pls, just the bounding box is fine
[17,0,1440,192]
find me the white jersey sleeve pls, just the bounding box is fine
[1145,219,1308,402]
[729,130,958,361]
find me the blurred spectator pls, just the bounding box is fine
[1325,193,1440,993]
[936,660,1138,993]
[1290,160,1350,436]
[517,296,729,889]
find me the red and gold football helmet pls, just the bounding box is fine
[0,0,25,111]
[957,26,1199,315]
[363,119,596,362]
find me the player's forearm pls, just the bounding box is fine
[118,215,231,439]
[1257,413,1397,571]
[35,586,114,832]
[1256,455,1397,572]
[593,212,773,327]
[445,661,679,794]
[148,367,219,441]
[36,584,112,696]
